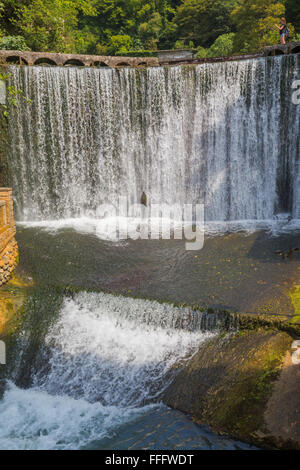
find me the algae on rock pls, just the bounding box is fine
[163,329,292,448]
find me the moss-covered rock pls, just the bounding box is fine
[237,312,300,337]
[264,351,300,449]
[163,329,292,448]
[290,285,300,324]
[0,273,30,336]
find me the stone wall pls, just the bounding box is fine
[0,188,18,286]
[0,43,299,69]
[263,41,300,56]
[0,50,159,68]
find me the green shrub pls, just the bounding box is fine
[174,40,195,50]
[107,35,133,55]
[196,47,208,59]
[207,33,235,58]
[114,50,158,57]
[0,35,30,51]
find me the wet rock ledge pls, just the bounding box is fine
[163,329,300,449]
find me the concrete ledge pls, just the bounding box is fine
[262,41,300,56]
[160,53,261,66]
[158,49,194,64]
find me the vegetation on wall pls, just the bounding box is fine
[0,0,298,56]
[0,68,31,185]
[0,72,31,118]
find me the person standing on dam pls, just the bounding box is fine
[275,18,289,45]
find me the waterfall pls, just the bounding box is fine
[7,55,299,223]
[0,291,215,450]
[31,292,214,405]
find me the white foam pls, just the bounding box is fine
[0,292,214,449]
[18,216,300,241]
[33,293,213,405]
[0,382,155,450]
[204,218,300,237]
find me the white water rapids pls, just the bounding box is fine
[0,292,214,450]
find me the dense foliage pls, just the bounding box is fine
[0,0,298,56]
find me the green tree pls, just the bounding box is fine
[231,0,291,53]
[285,0,300,33]
[107,34,133,54]
[175,0,238,48]
[3,0,294,57]
[138,11,162,49]
[82,0,178,52]
[16,0,98,52]
[195,45,207,58]
[207,32,235,57]
[0,35,29,50]
[0,1,29,36]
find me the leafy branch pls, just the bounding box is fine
[0,72,32,118]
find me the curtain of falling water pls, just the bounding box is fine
[7,55,300,221]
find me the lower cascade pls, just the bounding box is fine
[0,292,222,450]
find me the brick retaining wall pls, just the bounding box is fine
[0,188,18,286]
